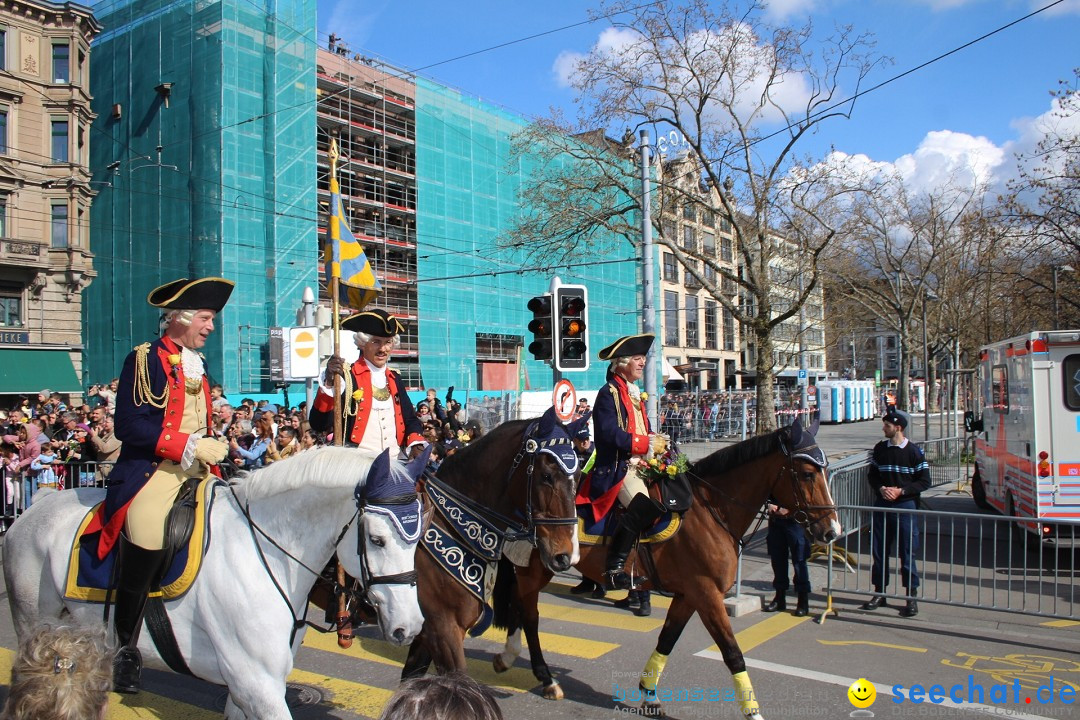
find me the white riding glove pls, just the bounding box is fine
[649,433,669,457]
[194,437,229,465]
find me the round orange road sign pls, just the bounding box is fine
[807,385,817,396]
[552,379,577,422]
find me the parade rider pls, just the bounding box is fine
[585,333,668,590]
[308,309,424,457]
[94,277,234,694]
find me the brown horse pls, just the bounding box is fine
[491,420,841,717]
[398,408,585,678]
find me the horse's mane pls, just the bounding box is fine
[233,446,400,502]
[436,419,529,481]
[690,427,782,478]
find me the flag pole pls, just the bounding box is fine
[329,136,344,448]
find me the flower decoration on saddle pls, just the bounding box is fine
[637,448,689,487]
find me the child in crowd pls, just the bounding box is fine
[30,442,60,494]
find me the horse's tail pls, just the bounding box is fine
[490,556,520,633]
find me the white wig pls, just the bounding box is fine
[354,331,400,349]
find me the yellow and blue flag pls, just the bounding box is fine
[324,174,381,310]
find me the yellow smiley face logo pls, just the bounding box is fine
[848,678,876,709]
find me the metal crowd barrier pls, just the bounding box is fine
[2,461,115,524]
[823,504,1078,622]
[826,436,966,540]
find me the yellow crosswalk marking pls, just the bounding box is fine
[700,612,810,656]
[287,668,392,719]
[300,629,538,693]
[548,580,673,610]
[475,625,618,659]
[0,647,219,719]
[1041,619,1080,628]
[537,601,664,631]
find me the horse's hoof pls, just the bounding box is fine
[641,700,665,717]
[493,655,510,673]
[542,681,564,700]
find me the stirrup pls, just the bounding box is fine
[604,568,647,591]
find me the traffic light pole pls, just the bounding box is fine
[639,129,658,428]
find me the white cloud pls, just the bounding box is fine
[1039,0,1080,15]
[893,130,1005,195]
[761,0,818,23]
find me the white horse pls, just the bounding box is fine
[3,446,427,720]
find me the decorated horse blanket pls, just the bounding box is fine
[64,477,221,603]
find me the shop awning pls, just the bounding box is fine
[0,349,81,395]
[662,358,683,381]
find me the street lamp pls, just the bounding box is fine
[1053,264,1075,330]
[921,287,938,443]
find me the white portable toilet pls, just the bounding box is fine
[860,381,873,420]
[818,382,843,424]
[842,381,857,423]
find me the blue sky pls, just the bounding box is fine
[317,0,1080,193]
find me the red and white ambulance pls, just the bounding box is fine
[967,331,1080,542]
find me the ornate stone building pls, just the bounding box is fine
[0,0,100,404]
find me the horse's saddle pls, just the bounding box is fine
[576,497,683,546]
[64,477,221,603]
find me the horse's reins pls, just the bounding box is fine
[680,431,835,552]
[229,480,418,647]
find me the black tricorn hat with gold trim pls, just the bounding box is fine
[341,309,405,337]
[598,333,654,361]
[148,277,234,313]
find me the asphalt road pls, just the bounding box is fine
[4,415,1078,719]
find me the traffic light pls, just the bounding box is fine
[527,294,553,361]
[554,285,589,371]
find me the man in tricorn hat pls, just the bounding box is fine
[88,277,234,693]
[580,333,668,590]
[309,309,424,457]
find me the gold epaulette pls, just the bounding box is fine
[133,342,169,409]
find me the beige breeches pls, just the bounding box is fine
[123,461,188,550]
[618,468,649,507]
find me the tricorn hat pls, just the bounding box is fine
[598,333,654,361]
[148,277,234,313]
[341,309,405,337]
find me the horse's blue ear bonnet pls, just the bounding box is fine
[530,407,579,475]
[359,452,423,543]
[786,420,828,469]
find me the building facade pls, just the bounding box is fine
[0,0,99,404]
[85,0,317,393]
[315,46,642,394]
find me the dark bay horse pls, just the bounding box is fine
[399,408,586,679]
[492,420,841,716]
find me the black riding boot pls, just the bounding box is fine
[793,591,810,617]
[112,537,168,694]
[604,495,664,590]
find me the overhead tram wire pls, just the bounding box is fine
[29,1,1054,270]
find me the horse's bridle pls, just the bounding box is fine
[231,477,421,646]
[776,437,836,530]
[427,420,578,547]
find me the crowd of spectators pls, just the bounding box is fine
[0,383,492,522]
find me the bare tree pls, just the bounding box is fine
[503,0,884,432]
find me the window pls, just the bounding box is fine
[662,252,678,282]
[0,108,6,155]
[0,283,21,327]
[682,204,695,222]
[991,365,1009,414]
[702,231,715,256]
[51,203,67,248]
[664,290,679,346]
[703,263,717,286]
[52,43,69,83]
[662,220,676,242]
[51,119,68,162]
[1064,355,1080,411]
[0,30,5,71]
[702,210,714,227]
[705,300,718,350]
[0,193,7,236]
[682,226,695,251]
[720,237,733,262]
[685,294,699,348]
[723,307,735,351]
